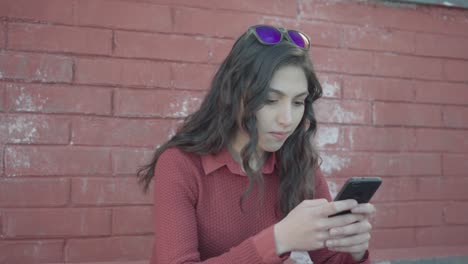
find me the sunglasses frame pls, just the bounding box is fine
[248,24,311,51]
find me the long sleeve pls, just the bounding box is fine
[307,170,371,264]
[150,148,287,264]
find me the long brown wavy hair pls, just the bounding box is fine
[137,29,323,216]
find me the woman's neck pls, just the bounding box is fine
[227,140,267,172]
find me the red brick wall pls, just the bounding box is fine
[0,0,467,263]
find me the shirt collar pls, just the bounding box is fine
[201,147,277,176]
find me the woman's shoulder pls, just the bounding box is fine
[157,147,203,171]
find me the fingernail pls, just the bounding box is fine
[327,240,334,246]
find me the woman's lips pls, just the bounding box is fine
[269,132,289,140]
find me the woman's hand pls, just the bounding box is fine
[325,203,376,261]
[274,199,366,255]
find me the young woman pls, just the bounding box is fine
[137,25,375,264]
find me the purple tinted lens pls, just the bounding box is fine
[255,26,281,44]
[288,30,309,49]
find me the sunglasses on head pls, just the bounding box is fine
[248,25,311,50]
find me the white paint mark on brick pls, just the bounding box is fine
[322,79,341,97]
[321,153,350,175]
[8,116,39,143]
[315,126,339,148]
[347,128,355,148]
[170,96,202,117]
[81,178,88,193]
[6,147,31,170]
[14,86,48,111]
[327,180,339,199]
[331,105,358,123]
[167,126,177,139]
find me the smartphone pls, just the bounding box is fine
[329,177,382,217]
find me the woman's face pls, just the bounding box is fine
[232,65,309,154]
[256,65,308,152]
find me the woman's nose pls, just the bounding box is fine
[276,104,293,127]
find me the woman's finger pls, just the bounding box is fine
[350,203,376,215]
[329,220,372,237]
[328,242,370,253]
[321,213,366,230]
[325,232,370,248]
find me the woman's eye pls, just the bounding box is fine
[294,101,305,106]
[265,99,277,104]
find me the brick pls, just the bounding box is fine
[173,7,262,38]
[4,146,111,176]
[373,102,442,127]
[342,76,415,102]
[300,0,468,37]
[0,52,73,82]
[0,84,5,111]
[314,99,371,124]
[4,82,112,115]
[416,226,468,246]
[0,240,64,263]
[371,177,420,202]
[3,208,111,238]
[0,114,69,144]
[0,178,68,207]
[311,47,374,75]
[300,0,377,25]
[0,22,5,49]
[0,0,73,24]
[66,236,152,262]
[207,38,235,64]
[302,22,342,48]
[343,126,416,151]
[444,60,468,82]
[374,246,468,262]
[314,126,341,149]
[374,53,443,80]
[172,63,216,91]
[445,202,468,224]
[415,129,468,152]
[112,206,153,235]
[115,31,210,63]
[76,0,171,32]
[442,106,468,128]
[443,154,468,176]
[75,58,170,88]
[115,89,204,118]
[320,151,441,177]
[415,33,468,59]
[414,81,468,105]
[372,228,416,249]
[71,116,177,147]
[373,202,444,228]
[343,26,414,54]
[112,148,156,175]
[8,23,112,55]
[316,73,341,98]
[66,261,148,264]
[71,178,151,205]
[153,0,297,17]
[417,177,468,200]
